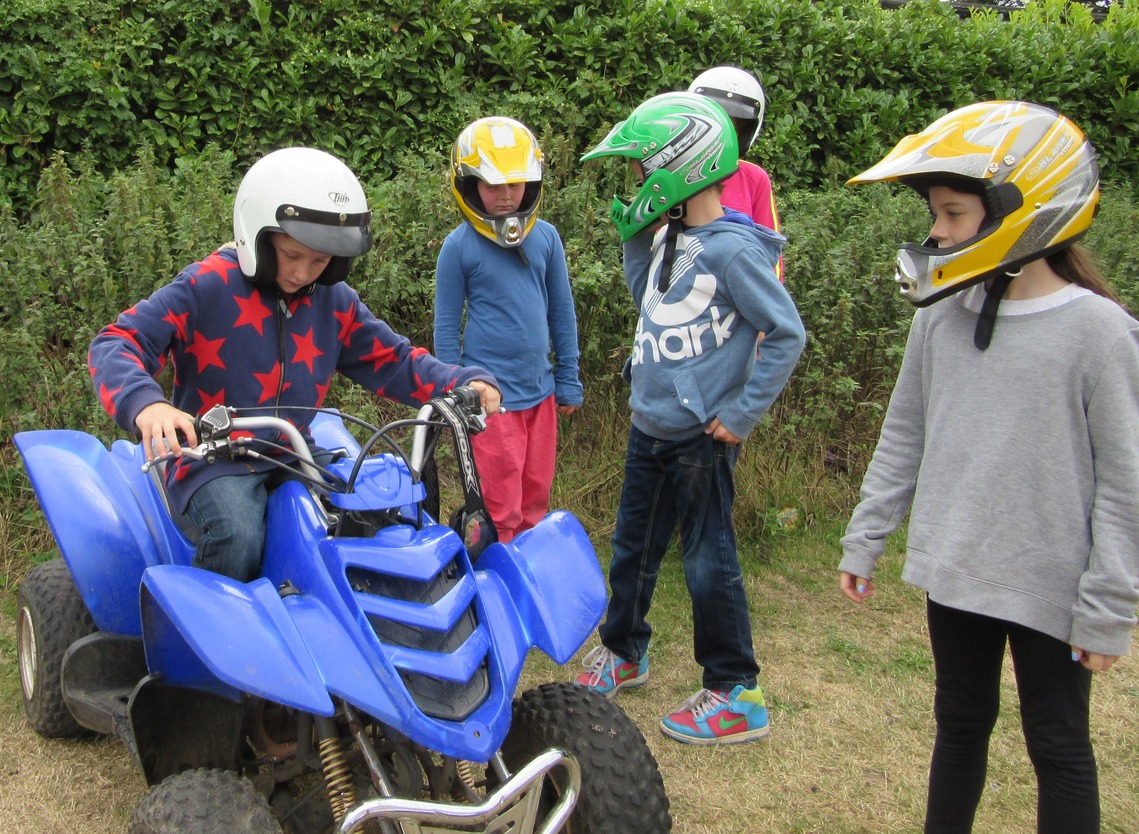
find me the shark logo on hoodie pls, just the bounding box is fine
[633,232,737,365]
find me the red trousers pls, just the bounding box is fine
[472,394,557,543]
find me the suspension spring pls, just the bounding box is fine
[456,759,480,800]
[318,734,357,822]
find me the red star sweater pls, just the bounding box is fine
[89,247,496,513]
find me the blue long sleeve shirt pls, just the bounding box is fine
[434,220,583,411]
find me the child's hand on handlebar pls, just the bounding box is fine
[467,381,502,415]
[135,402,199,461]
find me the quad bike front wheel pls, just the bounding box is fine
[499,682,673,833]
[129,768,283,834]
[17,557,97,738]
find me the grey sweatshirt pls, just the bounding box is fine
[840,288,1139,656]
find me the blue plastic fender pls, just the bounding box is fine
[15,430,160,635]
[140,565,335,714]
[476,511,606,663]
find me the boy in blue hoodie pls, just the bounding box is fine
[574,92,805,745]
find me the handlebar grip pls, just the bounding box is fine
[451,386,481,411]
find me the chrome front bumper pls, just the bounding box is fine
[337,748,581,834]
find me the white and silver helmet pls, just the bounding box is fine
[233,147,373,287]
[688,66,766,154]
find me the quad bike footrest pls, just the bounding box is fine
[62,632,148,736]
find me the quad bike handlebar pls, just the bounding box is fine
[140,386,488,492]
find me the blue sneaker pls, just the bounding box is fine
[573,645,649,698]
[659,685,770,745]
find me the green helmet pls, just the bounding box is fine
[582,92,739,241]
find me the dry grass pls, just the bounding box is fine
[1,522,1136,834]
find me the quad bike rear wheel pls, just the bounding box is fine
[129,768,283,834]
[17,557,97,738]
[499,682,672,833]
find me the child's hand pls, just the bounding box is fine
[135,402,198,462]
[1071,647,1118,672]
[557,404,580,416]
[704,417,742,445]
[840,571,876,604]
[468,380,502,415]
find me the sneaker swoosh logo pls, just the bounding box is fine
[717,714,746,732]
[617,666,640,681]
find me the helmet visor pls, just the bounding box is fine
[698,90,761,122]
[276,205,373,257]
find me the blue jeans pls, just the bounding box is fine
[598,425,759,692]
[186,453,331,581]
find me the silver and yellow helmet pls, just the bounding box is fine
[449,116,544,248]
[848,100,1099,307]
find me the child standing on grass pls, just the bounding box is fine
[434,117,583,543]
[839,101,1139,834]
[574,92,805,745]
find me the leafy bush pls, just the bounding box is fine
[2,0,1137,214]
[0,144,238,433]
[3,146,1134,445]
[2,0,1138,548]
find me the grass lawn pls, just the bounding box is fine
[526,522,1139,834]
[3,514,1135,833]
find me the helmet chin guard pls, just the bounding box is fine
[233,147,373,288]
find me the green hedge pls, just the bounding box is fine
[2,0,1138,214]
[3,0,1138,512]
[3,144,1136,454]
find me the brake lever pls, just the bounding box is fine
[465,411,488,434]
[140,439,229,473]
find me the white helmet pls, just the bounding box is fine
[688,66,766,153]
[233,147,373,287]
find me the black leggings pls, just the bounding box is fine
[924,598,1099,834]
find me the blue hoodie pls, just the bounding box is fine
[622,210,805,441]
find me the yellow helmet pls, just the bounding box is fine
[449,116,544,248]
[848,100,1099,306]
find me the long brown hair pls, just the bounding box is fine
[1047,244,1128,311]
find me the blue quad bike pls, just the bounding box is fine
[15,388,672,834]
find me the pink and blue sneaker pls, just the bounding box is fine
[659,685,770,745]
[573,645,649,698]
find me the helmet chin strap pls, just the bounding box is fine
[657,205,687,293]
[973,270,1017,350]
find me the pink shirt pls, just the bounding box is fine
[721,161,783,282]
